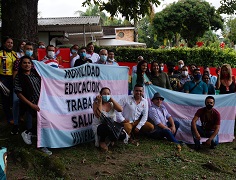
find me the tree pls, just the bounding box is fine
[218,0,236,15]
[153,0,224,47]
[138,16,159,48]
[75,4,126,26]
[1,0,38,51]
[82,0,161,42]
[225,17,236,45]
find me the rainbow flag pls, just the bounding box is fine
[145,85,236,144]
[34,61,129,148]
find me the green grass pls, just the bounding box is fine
[1,118,236,179]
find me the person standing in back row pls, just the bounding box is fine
[86,42,99,63]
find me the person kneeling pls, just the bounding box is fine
[92,87,127,152]
[191,96,220,150]
[148,92,180,144]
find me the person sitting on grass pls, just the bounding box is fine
[14,55,52,155]
[116,84,154,143]
[147,92,181,144]
[92,87,126,152]
[191,96,220,150]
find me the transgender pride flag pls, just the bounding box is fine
[145,85,236,144]
[33,61,129,148]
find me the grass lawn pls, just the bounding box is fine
[1,113,236,179]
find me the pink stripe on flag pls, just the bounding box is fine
[164,102,236,120]
[37,109,94,131]
[42,78,128,97]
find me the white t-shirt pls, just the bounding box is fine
[86,52,100,63]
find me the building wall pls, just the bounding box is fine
[38,32,49,46]
[116,29,134,42]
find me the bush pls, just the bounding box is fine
[94,46,236,67]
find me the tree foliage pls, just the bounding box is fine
[153,0,224,47]
[225,17,236,44]
[75,4,129,26]
[218,0,236,15]
[82,0,161,41]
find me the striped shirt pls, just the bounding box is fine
[14,72,41,104]
[42,57,59,68]
[148,104,171,126]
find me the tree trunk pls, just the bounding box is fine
[1,0,39,51]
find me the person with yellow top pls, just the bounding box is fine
[0,36,17,124]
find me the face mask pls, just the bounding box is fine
[47,51,55,59]
[71,49,77,54]
[100,55,107,62]
[178,64,184,69]
[25,50,33,57]
[39,45,45,49]
[168,67,175,73]
[194,74,202,80]
[160,67,164,72]
[108,58,114,62]
[80,52,86,59]
[182,71,188,76]
[206,104,213,110]
[102,95,110,102]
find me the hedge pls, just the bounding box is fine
[94,46,236,67]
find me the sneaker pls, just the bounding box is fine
[40,147,52,156]
[21,131,32,145]
[11,125,19,135]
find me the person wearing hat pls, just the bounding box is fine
[148,92,180,144]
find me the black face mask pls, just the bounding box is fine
[168,67,174,73]
[206,104,213,110]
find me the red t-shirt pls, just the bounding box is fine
[195,107,220,131]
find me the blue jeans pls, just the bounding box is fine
[0,75,13,122]
[148,121,180,144]
[13,92,32,128]
[191,125,219,147]
[13,91,19,125]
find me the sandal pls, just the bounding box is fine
[100,142,108,152]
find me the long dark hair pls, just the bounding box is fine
[136,60,150,85]
[150,61,160,76]
[18,56,40,100]
[1,36,13,52]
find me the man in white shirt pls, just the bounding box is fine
[85,42,99,63]
[116,84,154,140]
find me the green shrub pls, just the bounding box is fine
[94,46,236,67]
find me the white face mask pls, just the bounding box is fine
[182,70,188,76]
[160,67,164,71]
[178,64,184,69]
[108,58,114,62]
[47,51,55,59]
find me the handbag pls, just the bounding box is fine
[98,109,124,140]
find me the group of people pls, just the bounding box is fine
[0,38,226,155]
[92,84,221,152]
[131,57,236,95]
[70,43,118,67]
